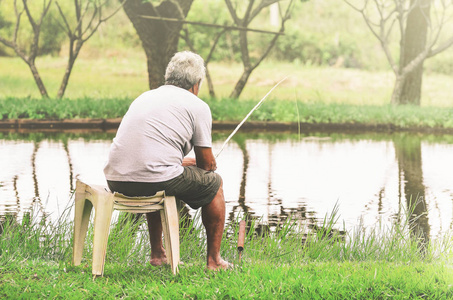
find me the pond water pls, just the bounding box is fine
[1,130,453,241]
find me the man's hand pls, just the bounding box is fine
[194,146,217,171]
[182,157,196,166]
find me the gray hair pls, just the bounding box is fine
[165,51,206,90]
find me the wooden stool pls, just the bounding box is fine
[72,179,180,275]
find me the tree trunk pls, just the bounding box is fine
[390,75,404,105]
[57,59,75,99]
[123,0,193,89]
[230,68,253,99]
[205,67,216,98]
[230,22,253,99]
[394,0,431,105]
[57,41,83,99]
[28,62,49,98]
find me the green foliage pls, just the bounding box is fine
[2,96,453,130]
[272,27,361,67]
[38,7,66,56]
[0,5,10,30]
[0,97,132,120]
[206,97,453,129]
[426,51,453,76]
[0,2,11,56]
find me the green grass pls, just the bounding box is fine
[2,259,453,299]
[2,52,453,131]
[2,96,453,130]
[2,54,453,129]
[0,96,132,120]
[3,55,453,107]
[2,201,453,298]
[208,99,453,128]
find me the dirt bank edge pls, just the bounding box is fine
[1,118,453,134]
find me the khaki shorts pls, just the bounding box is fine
[107,166,222,209]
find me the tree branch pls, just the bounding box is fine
[344,0,368,13]
[206,29,227,63]
[425,0,453,53]
[428,35,453,58]
[101,0,128,23]
[82,0,128,42]
[55,1,73,35]
[0,36,15,50]
[243,0,256,26]
[250,0,291,71]
[225,0,241,24]
[345,0,399,74]
[12,0,24,45]
[168,0,186,20]
[39,0,53,25]
[249,0,279,21]
[75,0,91,38]
[139,14,283,34]
[227,0,293,98]
[401,47,429,76]
[56,0,127,98]
[80,5,98,38]
[22,0,37,30]
[395,0,405,69]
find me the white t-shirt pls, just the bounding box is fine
[104,85,213,182]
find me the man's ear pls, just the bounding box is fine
[189,82,200,96]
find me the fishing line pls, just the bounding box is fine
[215,76,290,158]
[294,91,301,140]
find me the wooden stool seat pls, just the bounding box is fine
[72,179,180,275]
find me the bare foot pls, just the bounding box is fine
[150,253,167,266]
[206,258,232,271]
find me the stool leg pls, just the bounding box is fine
[161,210,172,268]
[92,194,114,276]
[73,188,93,266]
[162,196,180,274]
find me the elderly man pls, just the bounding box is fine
[104,51,229,270]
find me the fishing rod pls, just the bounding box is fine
[215,76,289,159]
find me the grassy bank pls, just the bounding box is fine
[2,55,453,130]
[2,259,453,299]
[2,96,453,130]
[1,205,453,298]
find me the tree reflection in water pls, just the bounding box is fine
[1,131,452,244]
[394,134,430,252]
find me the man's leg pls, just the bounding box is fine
[146,211,167,266]
[202,182,230,270]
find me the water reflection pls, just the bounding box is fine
[1,131,453,241]
[394,135,429,250]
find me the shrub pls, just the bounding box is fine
[38,8,66,56]
[270,27,361,68]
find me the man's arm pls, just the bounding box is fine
[194,146,217,171]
